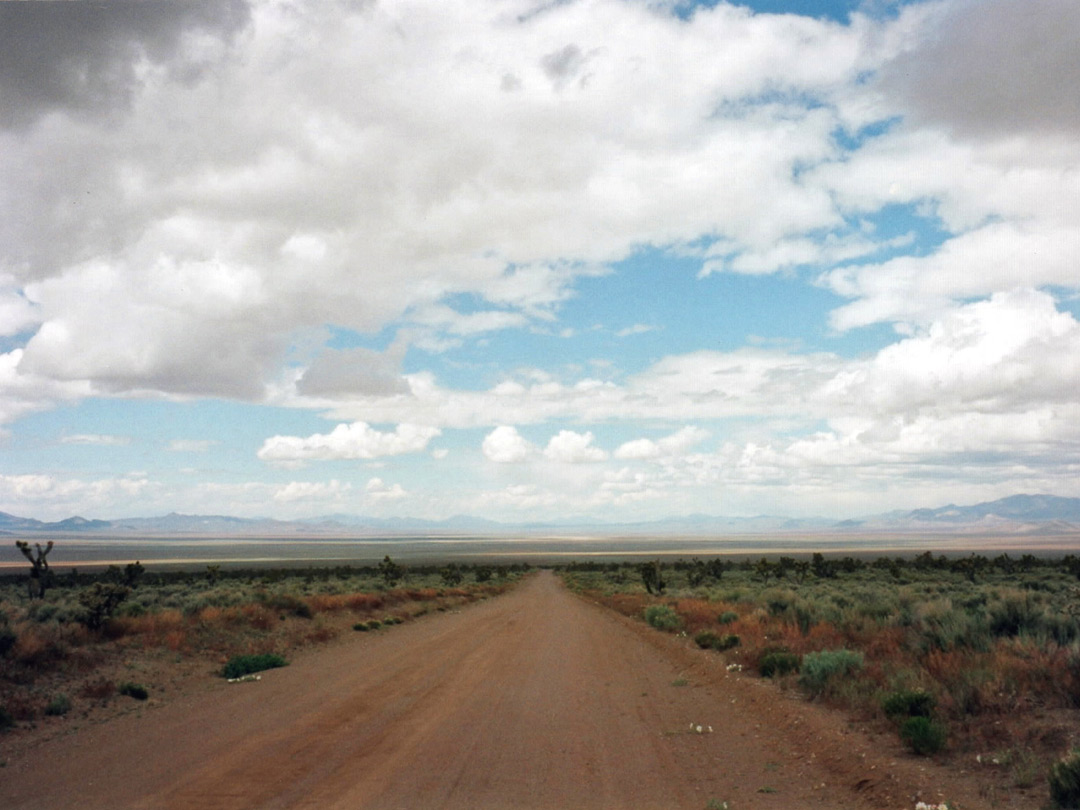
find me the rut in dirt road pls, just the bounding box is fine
[1,571,982,810]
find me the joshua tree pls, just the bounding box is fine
[379,555,404,586]
[639,560,666,595]
[15,540,54,599]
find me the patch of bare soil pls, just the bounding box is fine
[0,572,1038,808]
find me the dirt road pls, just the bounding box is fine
[1,572,990,809]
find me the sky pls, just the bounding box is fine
[0,0,1078,524]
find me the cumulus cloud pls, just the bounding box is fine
[0,349,91,426]
[0,0,886,404]
[274,479,352,504]
[482,426,535,464]
[365,477,407,501]
[543,430,607,464]
[257,422,440,465]
[879,0,1080,139]
[0,0,251,129]
[0,281,39,337]
[615,426,710,460]
[0,472,151,518]
[297,343,410,398]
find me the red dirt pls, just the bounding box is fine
[0,572,1026,808]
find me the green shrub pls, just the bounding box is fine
[716,634,740,650]
[882,689,936,720]
[0,706,13,731]
[1008,746,1041,789]
[799,649,863,696]
[352,622,370,631]
[260,594,312,619]
[758,649,800,678]
[222,653,288,679]
[77,583,131,630]
[717,611,739,625]
[694,631,738,650]
[118,682,148,700]
[45,694,71,716]
[367,619,383,630]
[695,631,721,649]
[0,625,15,657]
[1049,748,1080,809]
[988,595,1044,638]
[900,716,947,756]
[644,605,683,632]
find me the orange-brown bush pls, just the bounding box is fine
[79,677,116,700]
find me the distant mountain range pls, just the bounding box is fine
[2,494,1080,537]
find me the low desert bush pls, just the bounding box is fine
[44,693,71,716]
[260,594,313,619]
[717,611,739,625]
[0,624,16,657]
[758,648,800,678]
[901,716,947,756]
[221,653,287,679]
[118,682,148,700]
[694,632,741,651]
[77,583,131,630]
[352,622,370,631]
[644,605,683,632]
[882,689,936,719]
[799,649,863,696]
[0,705,13,731]
[79,678,115,700]
[1049,748,1080,809]
[1006,745,1041,789]
[695,631,721,649]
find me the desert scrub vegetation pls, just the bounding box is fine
[0,554,526,730]
[560,553,1080,800]
[1049,748,1080,809]
[117,681,149,700]
[643,604,683,631]
[222,653,287,679]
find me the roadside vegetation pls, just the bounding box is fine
[561,552,1080,806]
[0,554,525,729]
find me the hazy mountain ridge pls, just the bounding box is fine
[2,495,1079,537]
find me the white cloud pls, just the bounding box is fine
[257,422,440,464]
[168,439,219,453]
[274,479,352,504]
[60,433,130,446]
[365,477,407,501]
[0,349,92,426]
[0,280,40,337]
[476,483,558,511]
[0,0,893,401]
[543,430,607,464]
[481,426,535,464]
[615,426,710,460]
[823,289,1080,417]
[615,324,657,338]
[706,231,915,276]
[0,472,151,518]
